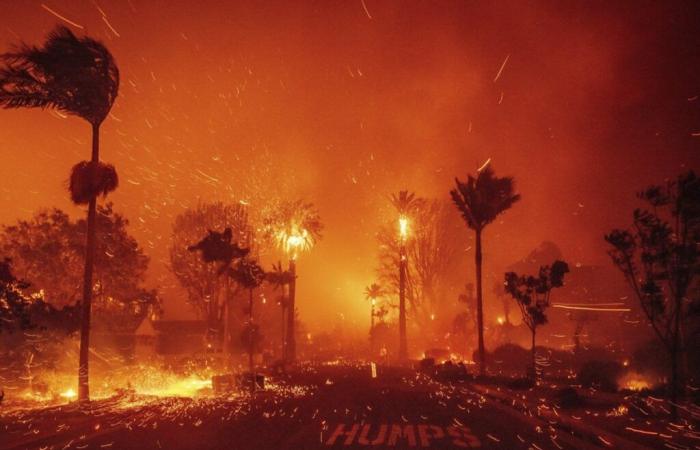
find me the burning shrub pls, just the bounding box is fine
[69,160,118,204]
[577,360,623,392]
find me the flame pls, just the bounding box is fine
[59,388,77,400]
[496,316,505,325]
[276,226,312,259]
[618,371,651,391]
[398,216,409,240]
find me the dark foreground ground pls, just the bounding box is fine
[0,363,694,450]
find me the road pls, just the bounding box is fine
[1,364,595,450]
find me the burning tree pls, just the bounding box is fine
[450,165,520,374]
[377,198,465,352]
[263,200,322,363]
[605,171,699,416]
[389,191,421,361]
[504,260,569,379]
[0,25,120,402]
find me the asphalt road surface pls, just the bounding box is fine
[1,364,590,450]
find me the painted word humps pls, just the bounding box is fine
[325,424,481,447]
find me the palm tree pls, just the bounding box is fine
[0,26,119,402]
[450,165,520,375]
[263,200,322,363]
[230,258,266,392]
[389,191,421,361]
[265,261,295,359]
[364,283,383,355]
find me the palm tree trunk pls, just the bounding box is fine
[475,228,485,375]
[78,123,100,403]
[249,288,255,393]
[370,302,375,355]
[286,259,296,363]
[222,274,230,368]
[530,328,536,380]
[281,303,287,361]
[399,242,408,362]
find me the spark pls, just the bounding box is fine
[195,169,220,183]
[478,158,491,172]
[493,54,510,82]
[552,304,630,312]
[360,0,373,19]
[102,15,121,37]
[625,427,658,436]
[41,4,84,29]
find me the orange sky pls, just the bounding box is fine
[0,1,697,330]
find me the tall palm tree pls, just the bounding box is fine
[389,191,421,361]
[450,165,520,375]
[0,26,119,402]
[265,261,294,359]
[364,283,383,354]
[263,200,322,363]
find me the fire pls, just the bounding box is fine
[618,371,651,391]
[59,388,77,400]
[276,226,312,258]
[625,378,650,391]
[496,316,505,325]
[398,216,409,240]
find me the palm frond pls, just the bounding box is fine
[450,165,520,230]
[68,161,119,205]
[0,25,119,125]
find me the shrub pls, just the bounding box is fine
[577,360,622,392]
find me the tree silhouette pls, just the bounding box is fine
[389,191,422,361]
[170,202,252,325]
[0,26,119,402]
[450,165,520,374]
[187,225,250,360]
[364,283,384,353]
[265,261,294,360]
[0,205,158,334]
[605,171,699,418]
[263,200,322,363]
[230,258,266,391]
[0,258,32,333]
[505,260,569,379]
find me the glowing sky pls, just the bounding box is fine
[0,1,697,329]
